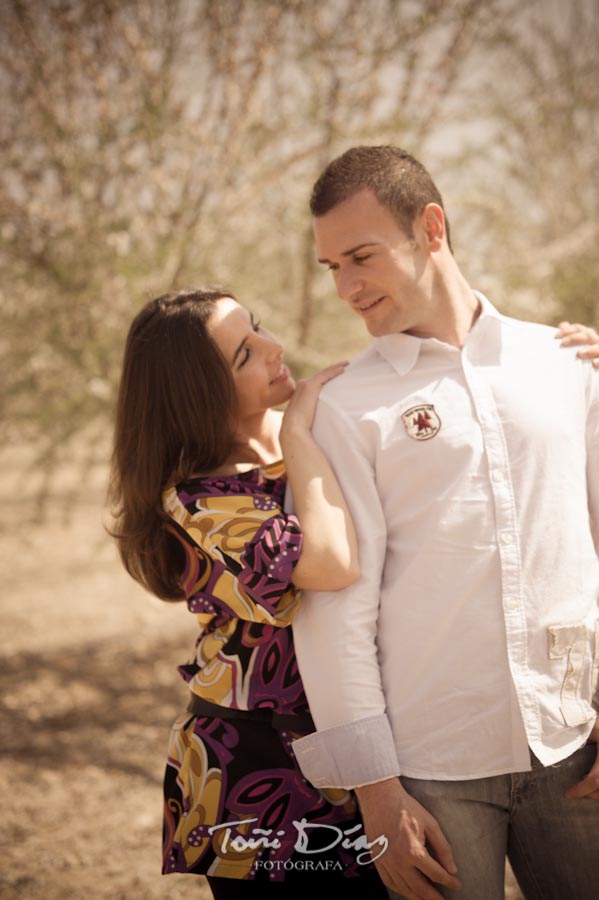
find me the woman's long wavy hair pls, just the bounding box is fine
[108,288,238,601]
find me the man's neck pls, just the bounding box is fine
[411,267,481,349]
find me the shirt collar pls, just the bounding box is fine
[471,291,503,327]
[373,291,502,374]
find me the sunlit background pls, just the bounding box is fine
[1,1,597,897]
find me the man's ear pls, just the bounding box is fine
[420,203,445,251]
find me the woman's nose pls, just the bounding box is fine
[262,331,283,359]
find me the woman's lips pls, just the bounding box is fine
[270,364,290,385]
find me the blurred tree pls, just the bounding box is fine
[451,0,599,327]
[0,0,594,506]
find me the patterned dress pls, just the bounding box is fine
[161,461,383,887]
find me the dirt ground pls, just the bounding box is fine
[0,449,522,899]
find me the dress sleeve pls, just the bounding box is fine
[163,486,303,627]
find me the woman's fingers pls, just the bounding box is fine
[557,321,599,346]
[281,363,349,435]
[307,361,350,385]
[556,322,599,366]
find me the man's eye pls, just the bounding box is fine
[354,254,370,264]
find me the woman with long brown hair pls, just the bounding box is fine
[109,288,389,899]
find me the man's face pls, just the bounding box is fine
[313,188,434,338]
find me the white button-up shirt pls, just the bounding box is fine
[291,294,599,787]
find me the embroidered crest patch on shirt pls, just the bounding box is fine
[402,404,441,440]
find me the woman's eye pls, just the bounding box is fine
[238,347,251,368]
[252,319,262,333]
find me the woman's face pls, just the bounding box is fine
[208,297,295,417]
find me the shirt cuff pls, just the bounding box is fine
[291,714,401,789]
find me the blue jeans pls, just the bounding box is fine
[388,742,599,900]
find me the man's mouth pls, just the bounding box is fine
[356,296,385,313]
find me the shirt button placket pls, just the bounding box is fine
[462,351,540,745]
[462,357,520,606]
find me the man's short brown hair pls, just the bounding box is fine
[310,145,452,251]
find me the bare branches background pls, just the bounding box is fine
[0,0,597,493]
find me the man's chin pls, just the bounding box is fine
[365,317,389,337]
[364,312,409,338]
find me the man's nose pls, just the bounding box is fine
[335,267,363,302]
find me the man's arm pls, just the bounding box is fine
[585,367,599,559]
[564,719,599,801]
[291,396,461,898]
[565,363,599,801]
[291,394,398,786]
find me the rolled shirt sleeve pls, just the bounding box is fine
[292,715,400,789]
[290,394,401,788]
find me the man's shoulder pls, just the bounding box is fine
[497,312,583,364]
[318,343,389,409]
[498,312,557,340]
[321,343,389,388]
[341,341,382,372]
[479,293,557,343]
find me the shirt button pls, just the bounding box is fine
[491,469,505,482]
[505,597,518,610]
[500,532,513,545]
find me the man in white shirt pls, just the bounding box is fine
[290,146,599,900]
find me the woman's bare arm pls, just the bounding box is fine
[280,364,360,591]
